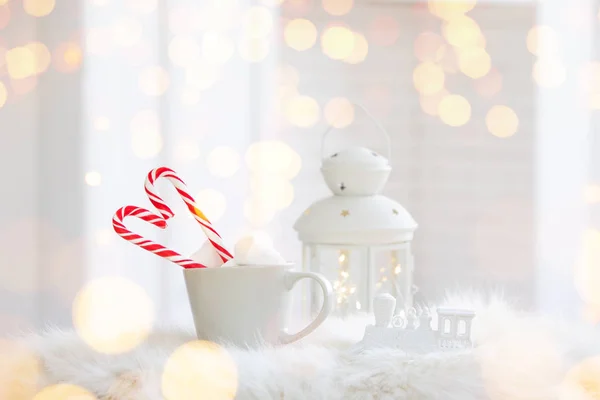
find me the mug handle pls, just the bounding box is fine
[280,271,333,345]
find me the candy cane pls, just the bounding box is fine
[145,166,234,263]
[112,205,207,269]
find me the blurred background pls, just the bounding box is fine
[0,0,599,340]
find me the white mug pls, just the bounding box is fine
[184,263,333,348]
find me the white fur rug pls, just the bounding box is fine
[3,294,600,400]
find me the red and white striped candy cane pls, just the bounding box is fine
[145,166,234,263]
[112,205,207,269]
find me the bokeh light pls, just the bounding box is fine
[321,25,355,60]
[533,58,566,88]
[10,76,38,96]
[250,174,295,210]
[284,95,320,127]
[126,0,158,14]
[243,6,273,38]
[245,140,302,179]
[576,229,600,307]
[322,0,353,16]
[112,17,143,47]
[130,109,163,159]
[186,62,219,90]
[344,32,368,64]
[284,18,317,51]
[438,94,471,127]
[73,277,154,354]
[283,0,313,17]
[473,68,502,98]
[195,189,227,222]
[485,105,519,138]
[34,384,96,399]
[0,82,6,109]
[239,37,270,62]
[442,15,483,48]
[0,339,41,400]
[162,341,238,400]
[438,46,459,74]
[138,66,170,96]
[6,46,36,79]
[324,97,354,128]
[25,42,51,74]
[23,0,55,17]
[527,25,560,57]
[0,4,10,29]
[414,32,444,62]
[428,0,475,21]
[85,171,102,187]
[207,146,241,178]
[202,31,235,65]
[579,61,600,106]
[563,356,600,397]
[413,61,445,95]
[584,184,600,204]
[457,46,491,79]
[169,35,201,67]
[93,116,110,131]
[419,88,449,116]
[367,15,399,47]
[53,42,83,73]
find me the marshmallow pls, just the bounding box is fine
[237,242,286,266]
[190,240,223,268]
[221,259,238,268]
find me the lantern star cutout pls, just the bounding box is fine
[340,182,346,191]
[341,210,350,217]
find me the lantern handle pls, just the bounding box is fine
[321,102,392,161]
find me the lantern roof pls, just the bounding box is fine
[294,194,418,245]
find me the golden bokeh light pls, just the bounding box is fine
[196,189,227,222]
[23,0,55,17]
[93,116,110,131]
[85,171,102,187]
[367,15,399,47]
[53,42,83,73]
[112,17,143,47]
[322,0,353,16]
[243,6,273,38]
[283,0,312,17]
[10,76,38,96]
[414,32,444,62]
[173,136,200,162]
[419,88,449,116]
[25,42,51,74]
[162,341,238,400]
[284,18,317,51]
[563,356,600,397]
[428,0,476,21]
[485,105,518,138]
[438,94,471,127]
[250,174,295,210]
[0,82,6,109]
[589,93,600,110]
[438,46,459,74]
[34,384,96,400]
[202,31,235,65]
[442,15,483,49]
[321,25,355,60]
[186,61,219,90]
[207,146,241,178]
[413,61,445,95]
[533,58,566,88]
[130,109,163,159]
[169,35,201,67]
[181,86,201,106]
[457,46,492,79]
[579,61,600,94]
[575,229,600,307]
[73,277,154,354]
[473,67,502,98]
[284,95,320,127]
[584,184,600,204]
[0,339,41,400]
[244,197,276,225]
[6,46,36,79]
[0,4,10,30]
[245,140,302,179]
[527,25,560,57]
[126,0,158,14]
[138,66,170,96]
[239,37,270,62]
[324,97,354,128]
[344,32,368,64]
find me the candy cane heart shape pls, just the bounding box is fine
[145,167,234,263]
[112,205,207,269]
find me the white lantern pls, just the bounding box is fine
[294,107,418,316]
